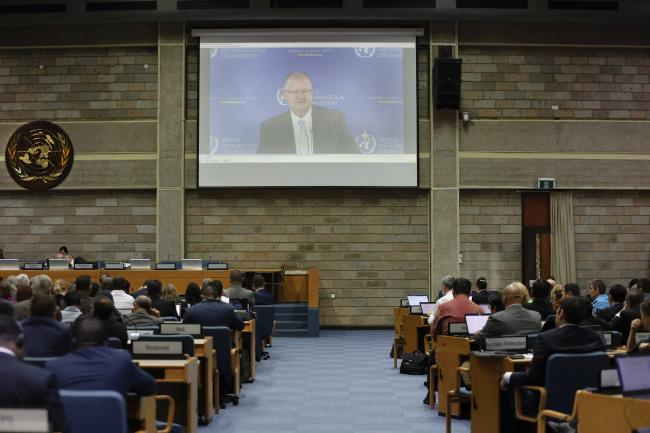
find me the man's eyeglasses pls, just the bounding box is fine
[284,89,313,98]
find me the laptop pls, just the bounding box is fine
[597,368,622,394]
[465,314,490,334]
[410,305,423,315]
[48,259,70,270]
[129,259,151,270]
[407,295,429,307]
[181,258,203,270]
[420,302,438,316]
[616,355,650,399]
[448,322,469,336]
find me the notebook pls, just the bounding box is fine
[616,355,650,399]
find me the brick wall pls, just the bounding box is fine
[459,190,522,291]
[575,191,650,287]
[0,47,157,121]
[185,189,429,326]
[460,46,650,120]
[0,191,156,261]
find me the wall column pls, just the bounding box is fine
[156,22,185,260]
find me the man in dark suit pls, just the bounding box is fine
[470,277,495,305]
[606,286,644,343]
[596,284,626,323]
[257,72,356,154]
[478,282,542,338]
[75,295,128,349]
[500,297,606,433]
[252,274,274,305]
[47,316,156,396]
[0,315,68,433]
[523,279,555,321]
[21,293,72,357]
[184,280,244,330]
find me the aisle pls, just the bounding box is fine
[200,330,471,433]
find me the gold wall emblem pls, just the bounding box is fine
[5,120,74,190]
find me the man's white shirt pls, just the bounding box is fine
[111,290,135,310]
[290,108,313,154]
[428,290,454,324]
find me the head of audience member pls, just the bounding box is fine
[441,275,455,295]
[637,278,650,296]
[30,274,53,296]
[202,280,224,300]
[15,273,30,292]
[551,284,564,311]
[488,291,505,314]
[608,284,627,305]
[629,278,640,290]
[0,315,24,358]
[562,283,581,299]
[531,279,551,302]
[30,293,57,319]
[578,297,594,319]
[64,291,81,309]
[230,270,243,286]
[282,72,313,117]
[52,279,71,297]
[588,279,607,300]
[99,273,110,284]
[639,299,650,332]
[547,277,557,287]
[95,290,114,303]
[185,282,202,305]
[501,282,527,308]
[451,277,472,298]
[133,296,155,315]
[74,275,92,295]
[0,280,13,301]
[475,277,488,293]
[626,287,645,310]
[100,276,114,293]
[162,284,179,303]
[253,275,265,291]
[92,296,114,321]
[16,284,32,303]
[73,317,106,348]
[145,280,162,301]
[90,282,100,297]
[555,297,585,327]
[112,277,130,294]
[56,245,70,259]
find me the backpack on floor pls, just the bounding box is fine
[399,351,429,375]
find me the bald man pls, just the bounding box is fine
[478,282,542,338]
[257,71,356,154]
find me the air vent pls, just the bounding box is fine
[178,0,249,8]
[548,1,618,10]
[0,3,66,13]
[86,1,157,11]
[364,0,435,7]
[270,0,342,7]
[456,0,527,8]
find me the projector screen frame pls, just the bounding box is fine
[192,26,427,190]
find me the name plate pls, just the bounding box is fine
[105,262,126,270]
[207,262,228,270]
[0,409,49,432]
[448,322,468,335]
[128,329,156,339]
[23,263,44,270]
[636,332,650,345]
[160,323,202,336]
[155,263,177,270]
[74,263,94,270]
[132,340,183,356]
[485,336,527,351]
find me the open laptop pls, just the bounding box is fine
[448,322,469,336]
[420,302,438,316]
[407,295,429,307]
[48,259,70,270]
[597,368,621,395]
[181,258,202,270]
[465,314,490,334]
[616,355,650,399]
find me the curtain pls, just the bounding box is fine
[550,191,576,284]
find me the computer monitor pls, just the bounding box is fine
[407,295,429,307]
[48,259,70,270]
[616,355,650,398]
[465,314,490,334]
[420,302,438,316]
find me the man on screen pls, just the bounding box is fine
[257,72,356,154]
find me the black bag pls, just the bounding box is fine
[389,337,404,359]
[399,351,429,375]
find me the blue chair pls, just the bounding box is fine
[254,305,276,360]
[203,326,240,406]
[60,390,128,433]
[514,352,610,431]
[135,335,195,357]
[106,337,122,349]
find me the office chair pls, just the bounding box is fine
[203,326,240,407]
[254,305,275,360]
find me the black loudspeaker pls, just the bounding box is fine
[434,58,462,109]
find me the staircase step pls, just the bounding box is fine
[275,320,308,330]
[275,313,308,321]
[274,303,308,314]
[274,328,310,337]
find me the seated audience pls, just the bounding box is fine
[431,277,483,339]
[1,280,14,302]
[162,283,180,306]
[428,276,455,325]
[74,275,94,314]
[562,283,581,299]
[185,282,202,306]
[606,286,644,343]
[500,297,606,433]
[479,282,542,338]
[627,299,650,354]
[488,291,505,314]
[588,279,609,316]
[184,280,244,330]
[21,293,72,357]
[147,279,179,319]
[123,296,163,327]
[523,279,554,321]
[550,283,564,311]
[470,277,493,305]
[80,296,127,348]
[596,284,627,323]
[225,270,255,309]
[14,274,53,321]
[638,278,650,300]
[579,298,607,330]
[252,274,274,305]
[0,315,68,433]
[110,276,134,310]
[61,291,83,324]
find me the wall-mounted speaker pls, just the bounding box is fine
[434,58,462,110]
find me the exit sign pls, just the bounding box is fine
[538,178,555,189]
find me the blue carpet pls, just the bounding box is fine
[200,329,471,433]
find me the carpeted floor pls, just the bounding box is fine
[200,329,471,433]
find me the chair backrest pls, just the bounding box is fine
[231,298,248,311]
[254,305,276,339]
[202,326,233,377]
[136,334,195,356]
[106,337,122,349]
[544,352,610,413]
[23,357,58,368]
[60,390,127,433]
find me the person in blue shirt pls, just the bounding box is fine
[588,279,609,317]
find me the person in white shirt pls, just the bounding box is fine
[428,275,455,325]
[110,277,134,310]
[60,291,83,324]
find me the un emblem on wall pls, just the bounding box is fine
[5,120,74,190]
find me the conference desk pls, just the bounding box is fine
[436,336,472,417]
[243,319,256,382]
[191,338,214,424]
[126,395,156,433]
[572,390,650,433]
[134,357,198,433]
